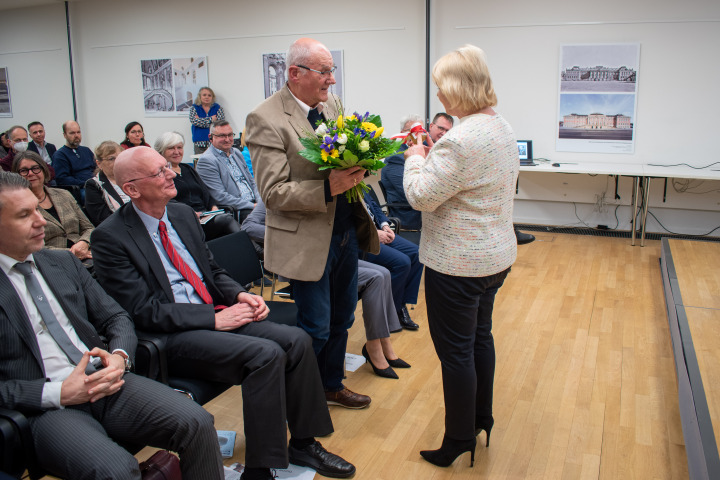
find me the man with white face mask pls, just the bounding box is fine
[0,126,29,171]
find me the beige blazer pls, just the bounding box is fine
[40,187,94,250]
[246,85,379,281]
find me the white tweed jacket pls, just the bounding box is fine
[403,112,519,277]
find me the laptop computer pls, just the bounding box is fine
[517,140,535,166]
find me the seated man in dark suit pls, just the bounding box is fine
[363,192,423,330]
[0,171,224,479]
[27,121,57,165]
[91,147,355,480]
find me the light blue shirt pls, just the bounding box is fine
[133,204,206,304]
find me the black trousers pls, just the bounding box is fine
[201,212,242,241]
[165,320,334,468]
[425,266,511,441]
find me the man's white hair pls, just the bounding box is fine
[399,114,423,132]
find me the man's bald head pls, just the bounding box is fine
[287,37,330,67]
[114,146,163,186]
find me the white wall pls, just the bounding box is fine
[1,0,718,235]
[0,3,74,146]
[68,0,426,158]
[431,0,720,235]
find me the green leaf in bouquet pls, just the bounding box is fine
[299,136,320,149]
[342,149,359,163]
[366,115,382,128]
[298,148,324,164]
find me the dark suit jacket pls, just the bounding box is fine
[380,144,422,230]
[0,250,137,414]
[27,141,57,159]
[84,171,126,226]
[91,202,244,334]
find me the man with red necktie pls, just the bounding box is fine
[91,147,357,480]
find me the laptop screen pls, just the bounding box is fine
[517,140,532,161]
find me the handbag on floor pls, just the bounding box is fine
[139,450,181,479]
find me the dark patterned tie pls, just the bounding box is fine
[157,221,213,305]
[14,261,98,373]
[308,107,324,129]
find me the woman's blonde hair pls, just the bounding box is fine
[432,45,497,114]
[194,87,215,105]
[95,140,122,161]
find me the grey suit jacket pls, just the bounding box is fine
[0,250,137,414]
[246,84,379,281]
[195,145,259,211]
[91,201,244,334]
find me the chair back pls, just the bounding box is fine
[207,231,263,287]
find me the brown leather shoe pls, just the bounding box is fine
[325,387,371,409]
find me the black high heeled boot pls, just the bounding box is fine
[475,416,494,447]
[420,435,477,467]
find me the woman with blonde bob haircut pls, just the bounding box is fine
[403,44,519,469]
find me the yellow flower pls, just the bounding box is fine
[376,126,384,137]
[337,115,343,129]
[361,122,377,132]
[330,149,340,158]
[321,150,329,162]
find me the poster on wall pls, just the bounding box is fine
[556,44,640,154]
[141,56,209,116]
[262,50,344,104]
[0,68,12,118]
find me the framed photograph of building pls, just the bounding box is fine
[141,56,209,116]
[0,68,12,118]
[557,43,640,154]
[262,50,344,104]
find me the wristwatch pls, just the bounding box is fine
[113,350,133,372]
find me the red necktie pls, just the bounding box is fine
[158,221,213,305]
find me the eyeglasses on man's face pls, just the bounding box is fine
[212,133,235,140]
[127,163,172,183]
[296,64,337,77]
[18,165,43,177]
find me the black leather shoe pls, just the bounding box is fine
[515,229,535,245]
[398,306,419,330]
[288,441,356,478]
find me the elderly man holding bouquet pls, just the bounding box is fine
[246,37,380,414]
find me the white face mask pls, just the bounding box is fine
[13,141,28,153]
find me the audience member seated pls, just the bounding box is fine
[91,147,356,480]
[155,131,242,240]
[381,112,454,230]
[363,192,423,330]
[1,125,29,171]
[52,121,96,190]
[1,126,48,176]
[27,121,57,165]
[196,120,259,223]
[120,121,151,150]
[84,141,128,225]
[12,152,93,264]
[0,131,10,157]
[241,200,411,379]
[189,86,225,154]
[0,171,225,479]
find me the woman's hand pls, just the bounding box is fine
[70,241,92,260]
[404,143,430,159]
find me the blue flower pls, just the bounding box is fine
[321,134,337,153]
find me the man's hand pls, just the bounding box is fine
[377,226,395,244]
[215,303,257,331]
[236,292,269,321]
[328,167,366,196]
[70,241,92,260]
[60,351,125,406]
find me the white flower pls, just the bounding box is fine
[337,133,348,144]
[359,140,370,152]
[339,145,346,153]
[315,123,328,135]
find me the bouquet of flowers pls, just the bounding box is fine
[299,111,402,202]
